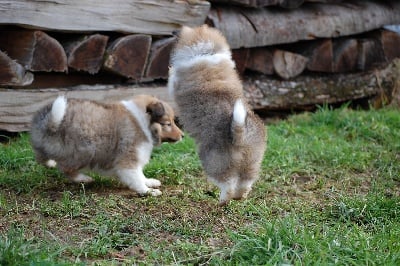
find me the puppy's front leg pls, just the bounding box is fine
[117,168,162,196]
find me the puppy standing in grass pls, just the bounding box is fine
[168,25,266,205]
[30,95,183,196]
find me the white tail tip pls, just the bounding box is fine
[233,99,246,126]
[51,96,67,127]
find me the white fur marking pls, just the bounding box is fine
[167,67,177,96]
[71,173,94,183]
[233,99,246,126]
[45,159,57,168]
[51,96,67,127]
[117,168,162,196]
[121,100,153,143]
[171,41,234,70]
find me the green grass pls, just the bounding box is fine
[1,106,399,265]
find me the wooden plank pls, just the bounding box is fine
[0,0,210,35]
[64,34,109,74]
[0,51,34,86]
[0,30,67,72]
[104,35,151,80]
[0,85,172,132]
[208,0,400,49]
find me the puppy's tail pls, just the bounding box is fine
[48,96,67,131]
[231,99,246,145]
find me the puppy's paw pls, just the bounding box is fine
[145,178,161,188]
[147,188,162,196]
[71,173,94,183]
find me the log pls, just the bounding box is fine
[304,39,333,72]
[243,63,398,111]
[377,30,400,62]
[0,84,172,132]
[0,30,67,72]
[104,35,151,80]
[332,39,358,72]
[0,51,34,86]
[207,0,400,49]
[245,47,274,75]
[231,48,249,74]
[144,37,176,80]
[209,0,341,8]
[64,34,109,74]
[357,38,386,71]
[0,0,210,36]
[272,49,308,79]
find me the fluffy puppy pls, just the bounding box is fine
[30,94,183,196]
[168,25,266,205]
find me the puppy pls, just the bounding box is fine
[30,94,183,196]
[168,25,266,205]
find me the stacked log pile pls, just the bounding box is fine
[0,0,400,131]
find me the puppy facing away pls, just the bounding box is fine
[168,25,266,205]
[30,94,183,196]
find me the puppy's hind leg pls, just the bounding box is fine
[63,169,94,183]
[210,176,238,206]
[117,168,162,196]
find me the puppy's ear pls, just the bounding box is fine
[146,102,165,121]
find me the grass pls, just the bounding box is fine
[0,105,399,265]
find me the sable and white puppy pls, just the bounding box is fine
[30,94,183,196]
[168,25,266,205]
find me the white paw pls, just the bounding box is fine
[147,188,162,196]
[145,178,161,188]
[71,173,94,183]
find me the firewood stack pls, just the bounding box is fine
[0,0,400,131]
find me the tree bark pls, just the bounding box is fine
[243,63,397,110]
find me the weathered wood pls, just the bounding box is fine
[207,0,400,49]
[272,49,308,79]
[377,30,400,62]
[104,35,151,80]
[243,63,397,110]
[0,0,210,35]
[0,85,172,132]
[231,48,249,74]
[144,37,176,80]
[357,38,386,71]
[0,30,67,72]
[64,34,109,74]
[298,39,333,72]
[332,39,358,72]
[246,47,274,75]
[209,0,341,8]
[0,51,34,86]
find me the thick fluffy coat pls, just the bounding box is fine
[168,25,266,205]
[30,95,183,196]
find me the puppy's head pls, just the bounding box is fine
[171,24,231,65]
[133,95,183,145]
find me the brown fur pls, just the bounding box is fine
[168,25,267,205]
[30,94,183,196]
